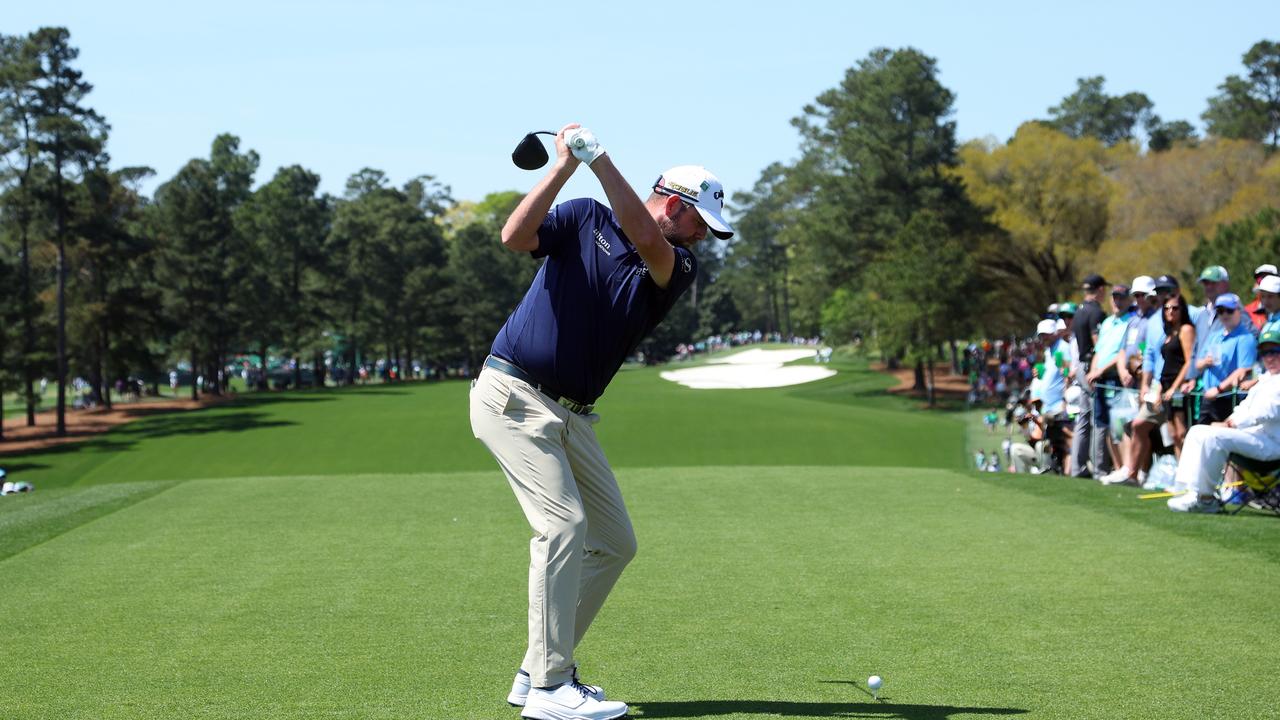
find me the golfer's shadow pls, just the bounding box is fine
[630,698,1027,719]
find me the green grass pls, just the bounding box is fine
[0,351,1276,719]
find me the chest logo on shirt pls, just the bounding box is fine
[593,228,611,256]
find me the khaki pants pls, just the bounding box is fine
[469,367,636,688]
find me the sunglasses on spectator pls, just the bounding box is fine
[1217,307,1238,314]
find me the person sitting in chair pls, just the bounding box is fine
[1168,329,1280,513]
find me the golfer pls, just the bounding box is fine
[470,123,732,720]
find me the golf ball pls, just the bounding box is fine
[867,675,883,691]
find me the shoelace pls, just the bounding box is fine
[570,680,594,699]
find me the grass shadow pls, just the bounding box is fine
[631,700,1028,719]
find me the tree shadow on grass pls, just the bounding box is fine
[112,411,294,440]
[1,411,295,470]
[631,700,1028,719]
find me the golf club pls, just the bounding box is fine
[511,130,556,170]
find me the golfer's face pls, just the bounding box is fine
[671,202,707,246]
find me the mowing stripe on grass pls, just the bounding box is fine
[2,467,1276,719]
[0,480,179,561]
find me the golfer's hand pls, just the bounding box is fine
[565,127,606,165]
[554,123,582,168]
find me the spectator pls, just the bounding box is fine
[1010,405,1050,474]
[1195,293,1257,424]
[1086,284,1137,473]
[1245,264,1277,331]
[1116,276,1157,390]
[1188,265,1231,387]
[1254,273,1280,333]
[1168,329,1280,513]
[1070,274,1107,478]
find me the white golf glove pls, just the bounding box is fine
[565,127,605,165]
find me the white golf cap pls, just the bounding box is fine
[1255,264,1278,277]
[653,166,734,239]
[1131,275,1156,295]
[1255,274,1280,294]
[1055,318,1067,331]
[1036,319,1057,335]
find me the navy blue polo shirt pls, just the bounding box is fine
[490,198,698,403]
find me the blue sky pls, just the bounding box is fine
[9,1,1279,208]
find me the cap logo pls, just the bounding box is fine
[700,181,710,191]
[665,181,699,198]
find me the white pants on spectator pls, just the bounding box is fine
[1011,442,1051,473]
[1175,424,1280,496]
[1010,443,1035,473]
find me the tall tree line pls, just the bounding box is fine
[720,38,1280,388]
[0,27,507,439]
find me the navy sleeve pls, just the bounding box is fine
[534,198,592,259]
[662,245,698,297]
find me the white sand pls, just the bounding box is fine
[659,348,836,389]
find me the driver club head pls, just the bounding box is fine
[512,130,556,170]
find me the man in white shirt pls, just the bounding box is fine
[1168,329,1280,513]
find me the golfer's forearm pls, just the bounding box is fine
[501,161,576,252]
[589,156,661,250]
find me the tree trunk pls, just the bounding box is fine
[191,349,199,401]
[261,344,269,390]
[55,235,67,437]
[20,226,35,427]
[949,338,960,375]
[926,358,936,407]
[913,359,925,390]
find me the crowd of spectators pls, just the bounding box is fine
[978,264,1280,514]
[673,331,826,361]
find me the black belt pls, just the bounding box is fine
[484,356,594,415]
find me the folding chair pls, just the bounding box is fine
[1222,453,1280,515]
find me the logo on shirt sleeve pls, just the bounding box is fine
[682,256,693,274]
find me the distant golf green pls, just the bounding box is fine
[1,351,1275,719]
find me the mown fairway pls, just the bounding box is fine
[2,353,1276,719]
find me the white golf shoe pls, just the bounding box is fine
[508,668,605,707]
[1099,466,1132,485]
[1167,492,1221,514]
[520,682,627,720]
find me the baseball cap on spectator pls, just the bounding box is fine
[1213,293,1241,310]
[1036,319,1057,335]
[1153,274,1180,291]
[1047,303,1058,315]
[1253,275,1280,294]
[1055,318,1067,331]
[1258,328,1280,349]
[1131,276,1156,295]
[1199,265,1229,283]
[1081,273,1106,289]
[1255,264,1278,278]
[1058,302,1079,315]
[1111,284,1130,297]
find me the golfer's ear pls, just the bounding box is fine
[663,194,683,217]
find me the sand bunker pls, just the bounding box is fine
[659,348,836,389]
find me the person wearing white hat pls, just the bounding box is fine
[472,123,733,720]
[1249,271,1280,333]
